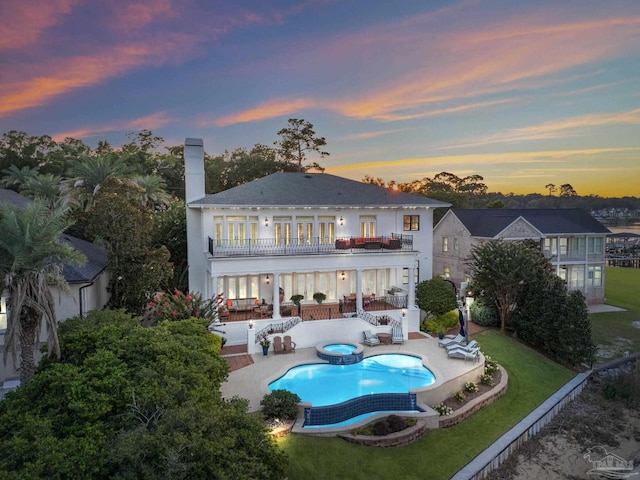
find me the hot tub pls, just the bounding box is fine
[316,343,364,364]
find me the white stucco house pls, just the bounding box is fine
[0,188,109,390]
[433,208,611,304]
[184,138,449,344]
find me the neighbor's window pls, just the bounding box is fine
[444,266,451,278]
[442,237,449,252]
[403,215,420,231]
[453,238,459,251]
[587,266,602,287]
[588,237,604,254]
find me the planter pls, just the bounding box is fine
[262,346,269,355]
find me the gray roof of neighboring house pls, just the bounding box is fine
[0,188,31,209]
[0,188,108,284]
[59,235,108,283]
[450,208,611,237]
[190,173,450,208]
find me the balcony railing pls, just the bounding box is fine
[207,234,413,258]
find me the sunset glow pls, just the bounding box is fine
[1,0,639,197]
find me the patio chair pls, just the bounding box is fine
[392,325,404,344]
[445,339,478,352]
[448,347,480,362]
[283,335,296,354]
[273,336,284,354]
[362,330,380,347]
[438,333,465,348]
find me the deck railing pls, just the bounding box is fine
[208,234,413,257]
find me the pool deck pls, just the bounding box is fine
[220,333,482,414]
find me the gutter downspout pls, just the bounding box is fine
[78,281,94,317]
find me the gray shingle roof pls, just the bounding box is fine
[190,173,450,208]
[451,208,611,237]
[0,189,108,283]
[59,235,108,283]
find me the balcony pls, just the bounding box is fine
[207,234,413,258]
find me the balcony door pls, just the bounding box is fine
[318,216,335,244]
[296,216,314,245]
[274,216,292,245]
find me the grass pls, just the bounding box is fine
[590,267,640,360]
[278,330,574,480]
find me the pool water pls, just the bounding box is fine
[268,354,435,407]
[323,343,357,354]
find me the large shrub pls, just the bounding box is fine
[261,389,301,420]
[469,301,499,327]
[416,276,458,317]
[423,310,459,334]
[142,289,223,326]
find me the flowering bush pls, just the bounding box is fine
[484,355,499,375]
[143,289,224,326]
[432,403,453,416]
[480,373,494,387]
[454,391,466,403]
[464,381,479,393]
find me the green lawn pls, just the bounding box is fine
[591,267,640,360]
[279,331,574,480]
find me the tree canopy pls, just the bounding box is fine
[0,310,287,479]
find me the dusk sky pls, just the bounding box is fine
[1,0,639,197]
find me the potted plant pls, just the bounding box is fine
[290,294,304,306]
[436,325,446,340]
[260,337,271,355]
[378,315,389,326]
[312,292,327,304]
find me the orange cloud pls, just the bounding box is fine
[443,109,640,148]
[109,0,178,30]
[52,111,173,142]
[205,98,320,127]
[0,0,79,50]
[0,34,198,117]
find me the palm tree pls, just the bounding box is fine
[21,173,67,209]
[0,201,85,383]
[1,165,40,190]
[133,174,173,208]
[64,153,131,210]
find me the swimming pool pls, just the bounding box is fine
[268,354,435,423]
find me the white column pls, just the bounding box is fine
[408,266,416,308]
[272,273,282,319]
[246,322,256,355]
[356,270,363,311]
[210,275,218,298]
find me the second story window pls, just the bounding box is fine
[588,236,603,254]
[443,237,449,252]
[296,216,314,245]
[360,215,376,237]
[403,215,420,231]
[318,216,335,244]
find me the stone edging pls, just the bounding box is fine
[335,365,509,447]
[439,366,509,429]
[337,420,428,447]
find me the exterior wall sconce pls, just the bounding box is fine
[264,217,269,227]
[248,319,254,329]
[265,275,270,285]
[340,271,346,281]
[339,216,344,226]
[401,308,407,318]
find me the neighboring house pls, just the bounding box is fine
[433,208,610,304]
[0,189,109,386]
[184,138,449,332]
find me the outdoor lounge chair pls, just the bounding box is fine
[283,335,296,354]
[273,336,284,354]
[445,339,477,352]
[392,325,404,344]
[363,330,380,346]
[447,347,480,362]
[438,333,465,348]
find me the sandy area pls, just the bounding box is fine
[488,373,640,480]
